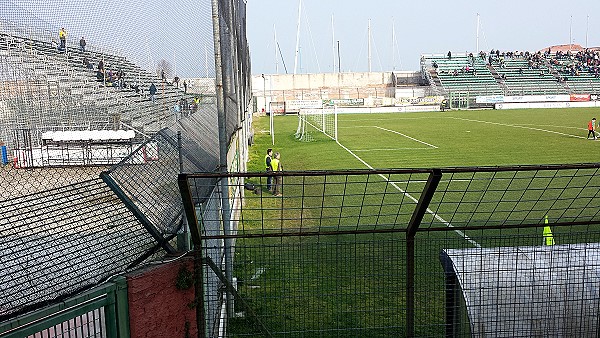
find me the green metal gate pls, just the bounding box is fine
[0,277,129,338]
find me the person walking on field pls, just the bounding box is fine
[588,118,597,140]
[265,148,273,192]
[271,152,283,196]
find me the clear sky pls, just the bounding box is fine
[247,0,600,75]
[3,0,215,79]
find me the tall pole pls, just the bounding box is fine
[476,13,480,53]
[337,40,341,73]
[332,14,335,73]
[586,15,589,49]
[274,24,278,73]
[392,17,395,71]
[262,74,266,114]
[570,15,573,51]
[367,19,372,72]
[211,0,234,325]
[293,0,302,74]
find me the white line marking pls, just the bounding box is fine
[374,126,439,148]
[334,139,481,248]
[250,267,266,281]
[352,148,433,152]
[448,117,587,139]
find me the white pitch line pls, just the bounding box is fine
[334,139,481,248]
[374,126,439,148]
[352,148,433,152]
[448,117,587,139]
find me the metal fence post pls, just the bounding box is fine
[114,276,130,338]
[406,169,442,338]
[178,174,206,338]
[104,284,118,338]
[212,0,235,321]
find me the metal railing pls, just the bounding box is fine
[0,277,129,338]
[180,163,600,337]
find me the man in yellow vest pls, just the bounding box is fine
[271,152,282,196]
[59,27,67,50]
[265,148,273,192]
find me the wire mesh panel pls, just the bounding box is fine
[179,164,600,337]
[1,0,252,331]
[104,131,184,235]
[0,176,155,319]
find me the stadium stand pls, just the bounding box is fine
[0,18,206,148]
[422,54,503,97]
[545,49,600,94]
[422,49,600,99]
[491,54,569,95]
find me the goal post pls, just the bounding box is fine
[295,105,338,142]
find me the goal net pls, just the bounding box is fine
[295,106,338,142]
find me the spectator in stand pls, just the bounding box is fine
[117,69,125,89]
[173,76,180,88]
[190,100,198,114]
[149,83,157,103]
[131,83,140,94]
[96,70,104,82]
[98,59,104,73]
[79,37,86,52]
[183,80,188,94]
[161,70,166,83]
[83,56,93,70]
[58,27,67,50]
[447,51,452,59]
[173,102,181,116]
[107,69,115,83]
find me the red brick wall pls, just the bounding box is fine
[127,256,198,338]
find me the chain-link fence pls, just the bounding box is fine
[180,164,600,337]
[0,0,253,327]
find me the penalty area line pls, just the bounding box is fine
[334,139,481,248]
[352,147,434,152]
[374,126,439,148]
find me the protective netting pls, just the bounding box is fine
[295,107,337,142]
[0,0,252,322]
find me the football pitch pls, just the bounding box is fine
[233,107,600,336]
[249,107,600,171]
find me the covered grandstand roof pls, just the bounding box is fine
[441,243,600,337]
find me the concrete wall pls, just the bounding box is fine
[253,71,419,92]
[127,257,197,338]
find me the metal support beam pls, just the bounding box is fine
[406,169,442,338]
[101,172,176,254]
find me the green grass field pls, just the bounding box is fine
[230,107,600,336]
[249,107,600,171]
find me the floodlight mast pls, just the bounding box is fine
[476,13,480,54]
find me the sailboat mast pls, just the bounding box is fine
[274,24,278,73]
[368,19,372,72]
[293,0,302,74]
[332,14,336,73]
[392,18,395,71]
